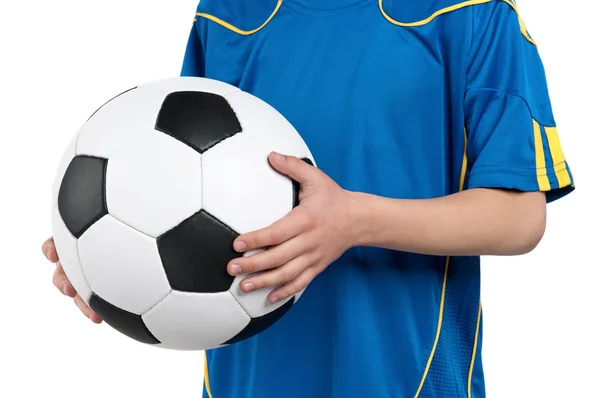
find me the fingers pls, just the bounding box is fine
[267,267,317,304]
[42,237,59,263]
[46,238,102,324]
[73,294,91,317]
[268,152,316,184]
[238,254,314,298]
[53,263,76,297]
[234,209,314,253]
[228,237,305,276]
[74,295,102,324]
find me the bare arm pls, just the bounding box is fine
[226,154,552,303]
[350,188,547,256]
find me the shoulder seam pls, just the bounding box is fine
[378,0,537,47]
[195,0,282,35]
[379,0,494,27]
[499,0,537,46]
[465,87,554,127]
[193,0,537,46]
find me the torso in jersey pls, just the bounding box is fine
[180,1,574,397]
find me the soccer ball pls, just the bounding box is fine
[51,77,315,350]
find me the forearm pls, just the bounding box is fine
[349,188,547,256]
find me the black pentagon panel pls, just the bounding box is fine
[58,155,108,238]
[157,210,238,293]
[87,86,137,121]
[223,297,294,345]
[89,293,160,345]
[292,158,315,207]
[155,91,242,154]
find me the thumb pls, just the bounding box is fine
[268,152,315,183]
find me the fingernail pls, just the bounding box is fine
[62,285,69,295]
[269,295,279,303]
[230,264,242,275]
[243,282,255,292]
[234,241,247,251]
[274,152,285,162]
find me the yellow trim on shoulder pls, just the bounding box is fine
[194,0,535,44]
[378,0,536,46]
[467,301,483,398]
[195,0,282,35]
[544,126,572,188]
[533,119,551,191]
[379,0,492,27]
[204,351,213,398]
[501,0,537,46]
[413,256,450,398]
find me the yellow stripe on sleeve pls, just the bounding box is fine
[544,126,572,188]
[533,120,551,191]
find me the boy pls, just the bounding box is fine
[43,0,574,396]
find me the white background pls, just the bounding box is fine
[0,1,598,397]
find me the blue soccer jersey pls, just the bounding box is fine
[181,1,574,397]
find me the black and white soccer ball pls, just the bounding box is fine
[51,77,315,350]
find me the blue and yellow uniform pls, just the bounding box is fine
[181,1,574,397]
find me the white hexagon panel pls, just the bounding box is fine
[105,130,202,238]
[224,90,315,162]
[76,86,167,158]
[229,273,290,318]
[78,215,171,315]
[50,206,93,302]
[142,291,250,351]
[143,76,240,97]
[202,132,293,235]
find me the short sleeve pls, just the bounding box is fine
[180,18,206,77]
[464,0,574,203]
